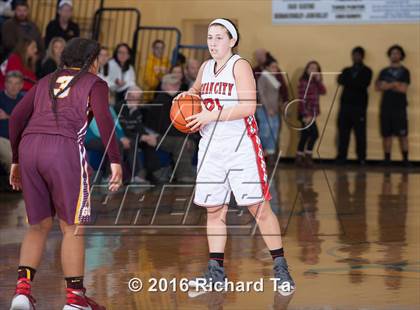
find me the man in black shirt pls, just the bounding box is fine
[376,45,410,166]
[336,46,372,164]
[44,0,80,48]
[117,86,158,183]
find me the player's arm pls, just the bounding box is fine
[337,68,349,86]
[376,80,407,93]
[392,70,410,93]
[375,70,393,91]
[375,80,390,91]
[9,85,36,164]
[391,82,408,93]
[9,85,36,190]
[89,81,122,164]
[90,81,123,191]
[216,59,257,120]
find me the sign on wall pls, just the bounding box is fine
[272,0,420,24]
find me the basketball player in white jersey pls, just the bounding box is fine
[176,18,295,296]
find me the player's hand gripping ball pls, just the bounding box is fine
[170,94,202,133]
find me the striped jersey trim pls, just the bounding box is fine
[74,97,91,224]
[244,115,271,201]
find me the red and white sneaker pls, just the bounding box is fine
[63,288,106,310]
[10,279,36,310]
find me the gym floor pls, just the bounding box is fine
[1,165,419,309]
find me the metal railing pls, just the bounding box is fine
[173,44,209,65]
[92,7,141,55]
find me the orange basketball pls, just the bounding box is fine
[170,94,202,133]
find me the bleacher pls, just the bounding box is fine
[24,1,208,86]
[0,0,207,188]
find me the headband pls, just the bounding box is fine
[209,18,238,42]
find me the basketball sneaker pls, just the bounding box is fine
[188,260,226,297]
[273,257,296,296]
[10,279,36,310]
[63,288,105,310]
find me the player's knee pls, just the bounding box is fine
[59,220,82,235]
[30,217,53,234]
[248,202,272,221]
[206,205,227,222]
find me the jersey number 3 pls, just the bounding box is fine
[53,76,74,98]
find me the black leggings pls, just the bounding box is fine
[297,120,319,152]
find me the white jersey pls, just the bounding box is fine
[200,54,256,140]
[194,54,270,207]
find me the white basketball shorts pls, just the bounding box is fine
[194,133,272,207]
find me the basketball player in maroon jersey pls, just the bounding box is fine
[8,38,122,310]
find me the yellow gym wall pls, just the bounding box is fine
[107,0,420,161]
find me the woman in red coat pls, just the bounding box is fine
[0,37,38,91]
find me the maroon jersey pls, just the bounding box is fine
[9,69,121,164]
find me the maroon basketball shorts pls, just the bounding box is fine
[19,134,90,225]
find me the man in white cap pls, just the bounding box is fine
[45,0,80,48]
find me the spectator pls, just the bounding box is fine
[117,86,159,183]
[253,48,267,80]
[155,63,189,96]
[170,63,189,91]
[276,60,289,104]
[336,46,373,165]
[376,44,411,166]
[253,50,289,110]
[1,0,43,56]
[149,74,195,182]
[36,36,65,78]
[256,55,284,166]
[107,43,137,103]
[296,61,326,167]
[44,0,80,48]
[143,39,169,101]
[97,46,112,85]
[184,58,199,88]
[0,36,37,91]
[0,70,23,172]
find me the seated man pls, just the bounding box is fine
[117,86,159,183]
[0,70,23,174]
[148,73,195,183]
